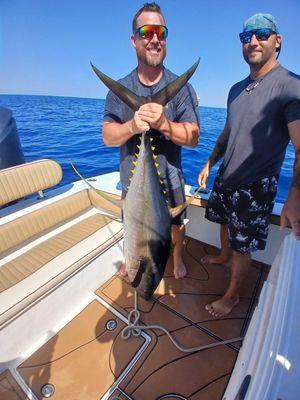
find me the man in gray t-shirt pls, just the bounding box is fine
[102,3,200,279]
[197,13,300,317]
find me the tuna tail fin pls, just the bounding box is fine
[169,186,201,219]
[91,59,200,110]
[91,62,144,111]
[151,58,200,106]
[71,163,122,220]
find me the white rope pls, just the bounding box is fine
[121,291,244,353]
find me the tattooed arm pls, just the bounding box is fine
[198,123,230,188]
[281,120,300,239]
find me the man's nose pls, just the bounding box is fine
[150,32,160,43]
[249,33,259,45]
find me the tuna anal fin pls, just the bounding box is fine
[169,187,201,219]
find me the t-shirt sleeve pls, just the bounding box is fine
[175,83,199,124]
[103,90,124,123]
[283,74,300,124]
[225,85,235,124]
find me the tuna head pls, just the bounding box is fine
[131,238,171,300]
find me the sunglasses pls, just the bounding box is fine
[135,25,168,41]
[239,28,276,44]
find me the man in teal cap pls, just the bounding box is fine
[198,13,300,316]
[242,13,281,56]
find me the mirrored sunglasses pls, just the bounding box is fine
[135,25,168,41]
[239,28,276,44]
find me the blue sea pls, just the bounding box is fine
[0,94,294,204]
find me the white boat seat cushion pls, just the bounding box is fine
[0,213,116,293]
[0,159,62,207]
[0,190,92,255]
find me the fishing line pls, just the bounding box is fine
[121,291,244,352]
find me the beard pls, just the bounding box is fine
[243,46,275,67]
[243,49,263,65]
[136,44,167,67]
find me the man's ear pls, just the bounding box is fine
[275,34,282,52]
[131,34,136,49]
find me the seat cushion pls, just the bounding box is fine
[0,213,116,293]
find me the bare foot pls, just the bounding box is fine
[173,258,187,279]
[205,296,239,317]
[117,262,128,277]
[201,255,231,267]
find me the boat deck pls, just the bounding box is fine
[13,237,268,400]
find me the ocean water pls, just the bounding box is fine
[0,94,294,204]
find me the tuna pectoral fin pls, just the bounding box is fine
[131,260,146,289]
[169,187,201,219]
[71,163,122,219]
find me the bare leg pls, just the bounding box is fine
[172,224,187,279]
[117,262,127,277]
[201,224,232,266]
[205,251,251,317]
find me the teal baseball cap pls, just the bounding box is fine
[242,13,279,33]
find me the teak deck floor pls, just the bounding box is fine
[15,237,268,400]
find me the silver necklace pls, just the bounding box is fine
[245,78,263,94]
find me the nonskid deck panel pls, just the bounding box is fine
[16,237,268,400]
[0,370,28,400]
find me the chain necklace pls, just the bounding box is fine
[245,62,279,94]
[245,78,263,94]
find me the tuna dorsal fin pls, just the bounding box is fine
[91,59,200,110]
[91,63,145,111]
[151,58,200,106]
[71,163,122,219]
[169,186,201,219]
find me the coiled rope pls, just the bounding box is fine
[121,291,244,352]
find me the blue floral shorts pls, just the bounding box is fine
[205,175,278,253]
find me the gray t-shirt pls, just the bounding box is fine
[103,67,199,192]
[219,65,300,187]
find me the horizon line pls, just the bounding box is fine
[0,93,226,110]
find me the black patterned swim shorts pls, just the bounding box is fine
[205,175,279,253]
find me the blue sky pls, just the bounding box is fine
[1,0,299,108]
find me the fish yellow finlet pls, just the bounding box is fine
[151,146,155,151]
[155,162,159,167]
